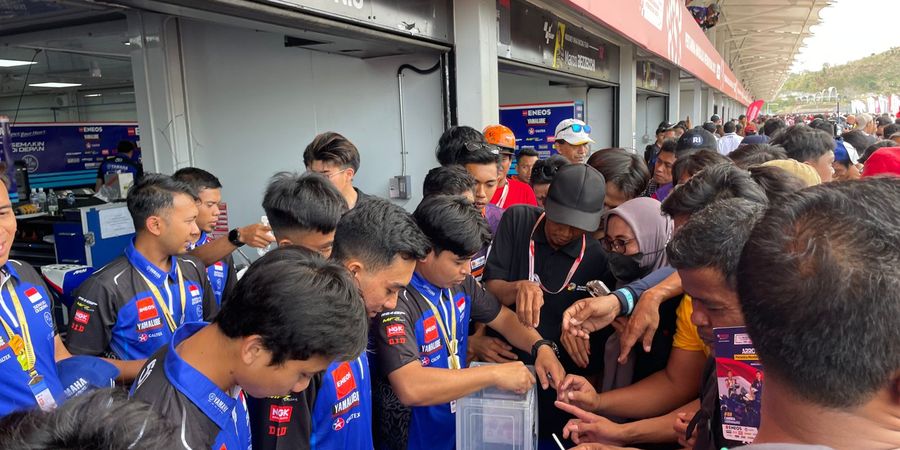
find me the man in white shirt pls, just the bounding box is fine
[717,121,743,156]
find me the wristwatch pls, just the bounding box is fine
[531,339,559,360]
[228,228,244,247]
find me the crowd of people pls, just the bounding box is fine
[0,111,897,450]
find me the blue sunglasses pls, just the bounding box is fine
[561,123,591,134]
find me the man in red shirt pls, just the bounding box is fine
[483,124,537,209]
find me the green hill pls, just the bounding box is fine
[781,47,900,98]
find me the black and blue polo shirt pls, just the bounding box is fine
[64,241,216,361]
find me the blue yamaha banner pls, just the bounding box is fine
[9,123,140,191]
[499,101,583,174]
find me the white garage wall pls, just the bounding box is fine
[176,20,445,230]
[636,93,667,149]
[498,71,615,149]
[0,87,137,123]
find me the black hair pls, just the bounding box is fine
[436,126,487,166]
[702,122,717,134]
[661,163,768,218]
[660,138,678,155]
[808,118,834,136]
[748,165,807,204]
[413,195,490,257]
[302,132,361,172]
[0,387,180,449]
[738,178,900,408]
[455,146,501,169]
[423,165,476,198]
[126,174,198,231]
[728,144,788,169]
[763,117,786,137]
[840,130,870,156]
[881,123,899,140]
[116,140,136,154]
[332,198,430,270]
[214,246,367,364]
[770,125,835,164]
[586,148,650,199]
[859,139,896,164]
[723,121,736,134]
[262,172,347,236]
[172,167,223,191]
[667,198,766,284]
[516,148,539,161]
[530,155,570,187]
[672,149,731,185]
[738,114,746,120]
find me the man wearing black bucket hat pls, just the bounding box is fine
[483,164,616,447]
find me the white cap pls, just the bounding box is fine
[554,119,595,145]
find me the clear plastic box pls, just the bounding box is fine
[455,362,538,450]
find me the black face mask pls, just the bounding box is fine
[607,252,645,282]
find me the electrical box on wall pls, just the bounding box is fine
[389,175,411,200]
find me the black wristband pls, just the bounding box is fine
[531,339,559,360]
[228,228,244,247]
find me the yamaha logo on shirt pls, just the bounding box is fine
[332,390,360,417]
[144,265,162,279]
[208,392,229,413]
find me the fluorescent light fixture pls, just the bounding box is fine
[0,59,38,68]
[84,93,102,97]
[29,82,82,88]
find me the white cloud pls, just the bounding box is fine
[790,0,900,73]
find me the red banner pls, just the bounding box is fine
[563,0,752,105]
[745,100,764,122]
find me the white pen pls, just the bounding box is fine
[552,433,566,450]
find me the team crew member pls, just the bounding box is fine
[174,168,275,291]
[483,164,615,445]
[173,168,234,306]
[94,140,143,192]
[303,132,371,209]
[372,195,565,450]
[245,172,360,449]
[482,125,537,209]
[65,175,216,381]
[436,139,504,280]
[261,172,347,256]
[131,246,368,450]
[514,148,539,184]
[422,165,476,202]
[554,119,594,164]
[248,199,430,450]
[0,178,67,416]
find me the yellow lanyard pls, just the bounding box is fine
[424,290,460,370]
[0,282,38,377]
[136,263,186,332]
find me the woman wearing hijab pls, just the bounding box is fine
[560,197,677,381]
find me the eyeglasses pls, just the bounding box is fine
[465,142,500,154]
[560,123,592,134]
[600,236,635,254]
